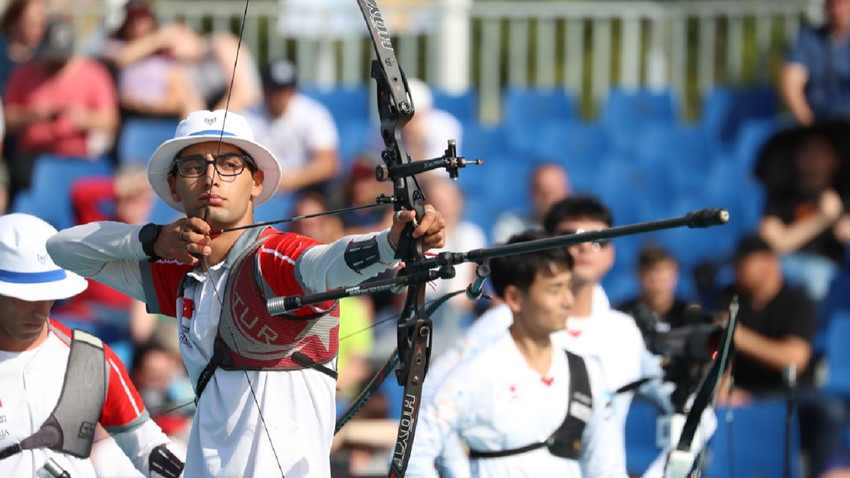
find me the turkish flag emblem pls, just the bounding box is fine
[182,298,194,320]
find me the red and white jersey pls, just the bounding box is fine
[47,222,399,478]
[0,320,171,477]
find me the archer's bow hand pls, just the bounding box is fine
[389,205,447,252]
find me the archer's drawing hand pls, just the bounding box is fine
[162,217,212,265]
[389,205,447,252]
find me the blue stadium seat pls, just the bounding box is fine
[732,117,781,172]
[701,155,766,239]
[624,397,664,476]
[650,194,738,270]
[593,155,675,220]
[432,88,478,124]
[821,311,850,399]
[302,85,370,126]
[502,87,578,155]
[816,268,850,357]
[535,120,608,192]
[700,85,778,148]
[117,117,179,166]
[702,399,804,478]
[12,154,113,230]
[601,88,678,153]
[253,193,296,229]
[461,122,506,160]
[633,122,710,195]
[336,120,371,167]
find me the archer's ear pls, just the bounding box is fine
[252,169,265,199]
[502,284,523,315]
[167,175,182,205]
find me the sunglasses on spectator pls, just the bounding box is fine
[556,228,611,252]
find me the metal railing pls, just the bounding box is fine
[54,0,815,122]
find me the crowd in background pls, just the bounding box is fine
[2,0,850,477]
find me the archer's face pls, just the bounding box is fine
[509,267,574,336]
[555,218,615,286]
[167,141,264,229]
[0,295,53,351]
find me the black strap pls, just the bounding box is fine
[0,330,106,461]
[292,352,338,380]
[469,350,591,460]
[195,337,233,404]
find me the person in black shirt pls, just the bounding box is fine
[759,131,850,301]
[618,244,710,411]
[718,234,847,477]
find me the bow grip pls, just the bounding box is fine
[394,204,426,262]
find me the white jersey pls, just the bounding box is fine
[0,323,177,478]
[47,222,399,478]
[246,93,339,171]
[420,285,617,476]
[408,330,627,478]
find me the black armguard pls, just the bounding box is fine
[149,444,184,478]
[344,237,382,271]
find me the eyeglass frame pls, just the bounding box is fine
[556,228,611,252]
[170,152,257,178]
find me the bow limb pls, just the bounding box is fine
[354,1,432,476]
[665,297,739,478]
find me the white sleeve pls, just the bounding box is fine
[46,221,148,300]
[407,365,475,478]
[297,229,400,292]
[110,419,185,478]
[580,358,629,478]
[305,103,339,150]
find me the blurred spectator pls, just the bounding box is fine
[0,0,48,94]
[100,0,261,117]
[717,234,847,478]
[338,153,393,235]
[617,244,694,328]
[3,20,118,197]
[52,164,159,360]
[781,0,850,126]
[245,58,340,195]
[617,244,713,418]
[758,129,850,301]
[403,78,463,163]
[0,101,7,214]
[366,77,462,169]
[492,162,571,244]
[421,177,487,336]
[288,190,345,242]
[129,339,192,439]
[823,451,850,477]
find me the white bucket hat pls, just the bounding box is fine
[147,109,282,212]
[0,213,88,301]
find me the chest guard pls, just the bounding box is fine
[0,329,106,461]
[468,350,592,461]
[196,233,340,400]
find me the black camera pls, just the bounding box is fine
[630,304,724,412]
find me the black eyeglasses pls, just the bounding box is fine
[557,228,611,251]
[172,153,255,178]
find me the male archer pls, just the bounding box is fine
[47,109,447,478]
[408,230,628,477]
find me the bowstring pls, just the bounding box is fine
[197,0,286,476]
